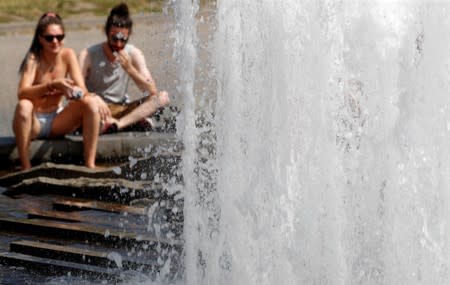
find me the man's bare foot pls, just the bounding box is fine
[100,117,120,134]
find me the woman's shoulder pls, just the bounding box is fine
[21,52,38,73]
[60,47,77,61]
[24,52,38,64]
[61,47,76,56]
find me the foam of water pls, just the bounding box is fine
[175,0,450,284]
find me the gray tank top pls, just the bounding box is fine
[85,43,134,103]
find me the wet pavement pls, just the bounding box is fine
[0,138,184,283]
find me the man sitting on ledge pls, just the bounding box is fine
[79,2,170,134]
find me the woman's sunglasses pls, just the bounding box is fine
[41,34,65,43]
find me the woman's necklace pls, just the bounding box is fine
[40,58,55,74]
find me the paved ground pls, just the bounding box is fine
[0,13,178,137]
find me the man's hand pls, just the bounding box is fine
[94,95,111,121]
[116,50,133,73]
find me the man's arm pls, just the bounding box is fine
[118,47,158,96]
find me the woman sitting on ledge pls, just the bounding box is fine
[13,12,101,170]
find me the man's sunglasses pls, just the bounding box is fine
[41,34,65,43]
[111,32,128,43]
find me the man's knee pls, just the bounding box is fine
[157,91,170,107]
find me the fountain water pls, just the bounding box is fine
[173,0,450,284]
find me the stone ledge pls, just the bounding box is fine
[0,132,182,168]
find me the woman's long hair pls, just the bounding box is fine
[104,2,133,35]
[19,12,64,74]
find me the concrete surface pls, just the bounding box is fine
[0,132,182,168]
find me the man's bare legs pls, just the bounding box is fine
[12,99,40,170]
[115,91,170,130]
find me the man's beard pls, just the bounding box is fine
[108,41,123,53]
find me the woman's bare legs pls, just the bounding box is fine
[12,99,40,170]
[80,96,100,168]
[51,96,100,168]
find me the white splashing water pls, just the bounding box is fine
[174,0,450,284]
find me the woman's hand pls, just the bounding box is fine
[47,78,75,97]
[48,78,73,91]
[47,78,85,100]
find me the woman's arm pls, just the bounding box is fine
[66,48,87,93]
[17,55,50,100]
[78,48,91,87]
[19,50,78,100]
